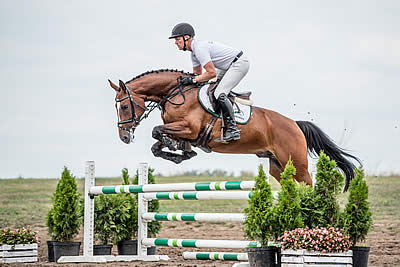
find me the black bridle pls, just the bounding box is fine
[115,85,148,131]
[115,79,201,131]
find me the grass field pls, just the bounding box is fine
[0,175,399,233]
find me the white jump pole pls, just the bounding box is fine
[83,160,95,257]
[137,162,149,257]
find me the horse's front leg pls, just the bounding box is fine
[151,141,186,164]
[151,122,199,163]
[152,122,198,151]
[152,126,179,151]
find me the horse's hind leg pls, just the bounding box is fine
[256,151,283,183]
[269,157,283,184]
[273,147,313,186]
[293,161,312,186]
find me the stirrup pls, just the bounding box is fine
[214,128,240,143]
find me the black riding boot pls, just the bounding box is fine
[215,93,240,143]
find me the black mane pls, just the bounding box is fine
[126,69,192,83]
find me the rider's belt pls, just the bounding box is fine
[232,51,243,63]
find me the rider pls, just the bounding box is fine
[169,22,250,143]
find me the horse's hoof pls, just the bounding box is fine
[163,137,177,151]
[151,142,164,157]
[151,150,161,157]
[183,150,197,160]
[171,157,183,164]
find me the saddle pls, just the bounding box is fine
[206,82,252,112]
[194,82,252,153]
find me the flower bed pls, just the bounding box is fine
[279,227,353,266]
[0,226,38,263]
[279,226,351,253]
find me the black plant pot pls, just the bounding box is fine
[352,246,370,267]
[118,240,137,255]
[47,241,55,262]
[276,247,281,267]
[93,244,113,255]
[147,245,157,255]
[247,246,278,267]
[117,240,156,255]
[47,241,81,262]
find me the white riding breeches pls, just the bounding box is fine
[214,54,250,99]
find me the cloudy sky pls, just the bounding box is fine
[1,1,399,178]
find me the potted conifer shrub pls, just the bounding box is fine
[340,168,372,267]
[312,151,344,226]
[117,167,161,255]
[133,167,161,255]
[297,182,321,228]
[273,159,304,267]
[108,168,138,255]
[244,164,279,267]
[298,151,345,228]
[92,194,116,255]
[280,152,356,266]
[46,167,82,262]
[94,193,134,253]
[273,159,304,236]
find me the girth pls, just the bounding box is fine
[193,116,218,153]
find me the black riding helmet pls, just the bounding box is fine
[169,23,195,51]
[169,23,195,39]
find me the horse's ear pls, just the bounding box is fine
[108,79,120,91]
[119,80,127,92]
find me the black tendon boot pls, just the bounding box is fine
[215,93,241,143]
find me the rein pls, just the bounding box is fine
[159,77,201,108]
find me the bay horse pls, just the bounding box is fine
[109,69,361,191]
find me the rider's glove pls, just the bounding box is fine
[180,75,196,85]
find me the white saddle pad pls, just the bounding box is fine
[198,84,252,125]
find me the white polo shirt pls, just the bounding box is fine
[191,39,241,71]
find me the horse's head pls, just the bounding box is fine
[109,79,146,144]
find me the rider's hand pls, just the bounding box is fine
[180,75,196,85]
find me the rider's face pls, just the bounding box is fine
[174,36,185,50]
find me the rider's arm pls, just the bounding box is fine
[193,65,202,75]
[194,61,216,83]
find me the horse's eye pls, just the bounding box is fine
[122,104,129,110]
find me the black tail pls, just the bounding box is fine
[296,121,362,191]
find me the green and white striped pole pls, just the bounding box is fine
[183,251,248,261]
[143,191,253,200]
[142,212,245,222]
[143,190,279,200]
[142,238,260,249]
[89,181,256,195]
